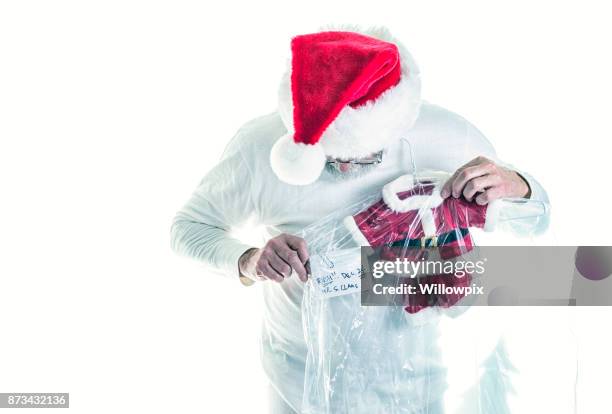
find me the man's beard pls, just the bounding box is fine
[324,162,380,180]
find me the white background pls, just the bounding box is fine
[1,0,611,412]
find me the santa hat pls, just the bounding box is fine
[271,26,422,185]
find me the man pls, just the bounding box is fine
[171,27,549,413]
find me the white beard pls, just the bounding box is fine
[324,162,381,180]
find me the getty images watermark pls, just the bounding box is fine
[371,254,487,296]
[360,246,612,307]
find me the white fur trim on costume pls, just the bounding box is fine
[483,199,503,232]
[383,191,443,214]
[381,172,450,213]
[342,216,371,247]
[270,133,326,186]
[278,25,422,159]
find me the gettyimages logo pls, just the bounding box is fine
[371,257,487,279]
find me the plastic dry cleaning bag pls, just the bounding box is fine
[299,170,551,414]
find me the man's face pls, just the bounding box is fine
[325,151,383,179]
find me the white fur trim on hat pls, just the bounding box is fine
[270,133,326,186]
[278,25,422,160]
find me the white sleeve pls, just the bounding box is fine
[170,132,257,280]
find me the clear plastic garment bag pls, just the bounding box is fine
[298,170,569,414]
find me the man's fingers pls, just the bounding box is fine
[277,248,308,282]
[475,186,503,205]
[441,164,469,198]
[450,164,494,199]
[284,235,310,266]
[256,261,283,282]
[267,252,292,279]
[441,174,455,199]
[463,174,501,202]
[261,235,310,283]
[284,235,310,281]
[441,157,494,198]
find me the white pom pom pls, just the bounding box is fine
[270,133,326,186]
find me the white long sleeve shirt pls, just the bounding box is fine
[171,102,550,411]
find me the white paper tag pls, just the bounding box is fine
[309,248,363,298]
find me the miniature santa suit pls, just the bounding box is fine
[171,27,550,413]
[343,170,543,314]
[344,171,494,252]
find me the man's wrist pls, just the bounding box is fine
[238,248,258,286]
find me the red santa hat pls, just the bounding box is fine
[271,26,422,185]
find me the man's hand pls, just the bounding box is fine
[238,234,310,283]
[440,156,531,205]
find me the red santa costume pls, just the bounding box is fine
[342,170,513,314]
